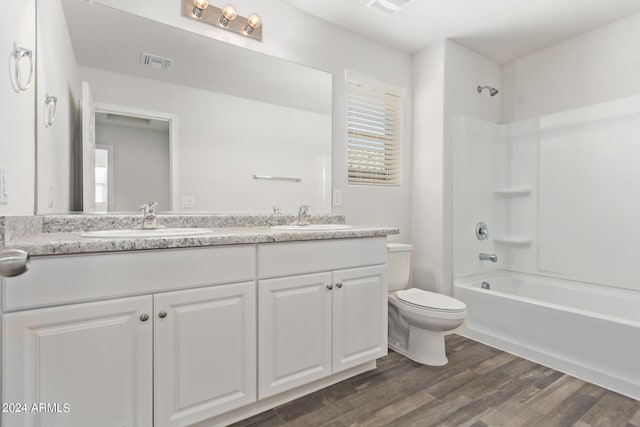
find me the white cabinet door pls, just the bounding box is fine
[258,272,332,399]
[332,265,388,373]
[154,282,256,427]
[2,296,153,427]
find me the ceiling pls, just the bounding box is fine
[281,0,640,63]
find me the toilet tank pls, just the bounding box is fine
[387,243,412,292]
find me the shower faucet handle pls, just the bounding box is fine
[476,222,489,240]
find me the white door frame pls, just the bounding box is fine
[94,103,179,211]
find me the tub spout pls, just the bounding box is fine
[479,253,498,262]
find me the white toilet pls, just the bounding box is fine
[387,243,466,366]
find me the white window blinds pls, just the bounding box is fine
[347,73,403,186]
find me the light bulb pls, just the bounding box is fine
[192,0,209,18]
[244,13,261,34]
[219,4,237,27]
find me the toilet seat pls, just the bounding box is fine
[396,288,466,313]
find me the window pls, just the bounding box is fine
[347,71,404,186]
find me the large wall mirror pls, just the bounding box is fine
[36,0,332,214]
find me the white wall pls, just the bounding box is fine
[443,41,502,293]
[502,12,640,122]
[0,0,35,215]
[36,0,81,213]
[446,12,640,293]
[495,13,640,292]
[411,42,445,292]
[81,67,331,213]
[412,40,501,294]
[535,100,640,291]
[96,122,170,211]
[452,116,508,279]
[94,0,413,239]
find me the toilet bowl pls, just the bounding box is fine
[387,243,467,366]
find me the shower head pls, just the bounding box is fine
[477,85,499,96]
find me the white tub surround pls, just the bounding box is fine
[454,272,640,401]
[2,223,391,426]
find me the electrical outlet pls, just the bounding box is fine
[181,196,194,209]
[0,166,8,204]
[332,189,342,207]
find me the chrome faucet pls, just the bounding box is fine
[139,201,159,229]
[479,253,498,263]
[295,205,311,226]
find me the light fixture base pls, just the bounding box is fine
[182,0,262,42]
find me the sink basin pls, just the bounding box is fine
[271,224,353,231]
[81,228,213,238]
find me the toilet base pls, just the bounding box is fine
[407,326,448,366]
[388,325,449,366]
[387,291,465,367]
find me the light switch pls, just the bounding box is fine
[181,196,194,209]
[332,189,342,207]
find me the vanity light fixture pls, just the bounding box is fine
[243,13,262,35]
[192,0,209,18]
[219,4,237,27]
[184,0,262,41]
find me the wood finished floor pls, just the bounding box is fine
[231,335,640,427]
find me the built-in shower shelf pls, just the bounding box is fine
[494,188,532,197]
[494,236,533,246]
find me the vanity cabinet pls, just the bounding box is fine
[3,295,154,427]
[258,272,333,398]
[2,245,257,427]
[331,266,388,372]
[2,237,388,426]
[154,282,256,427]
[257,238,388,399]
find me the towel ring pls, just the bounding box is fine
[44,93,58,127]
[13,43,33,92]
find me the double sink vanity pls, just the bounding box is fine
[0,213,397,427]
[4,0,397,425]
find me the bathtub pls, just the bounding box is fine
[453,272,640,400]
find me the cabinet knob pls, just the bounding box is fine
[140,314,149,322]
[336,283,343,289]
[158,311,168,319]
[326,284,333,290]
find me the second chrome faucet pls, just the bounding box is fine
[295,205,311,226]
[140,201,159,229]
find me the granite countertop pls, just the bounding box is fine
[0,214,398,256]
[12,226,398,256]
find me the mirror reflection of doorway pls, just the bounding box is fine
[94,112,171,212]
[94,145,112,212]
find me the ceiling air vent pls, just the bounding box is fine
[367,0,415,16]
[140,52,173,70]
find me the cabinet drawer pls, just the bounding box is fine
[3,245,256,311]
[257,237,386,279]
